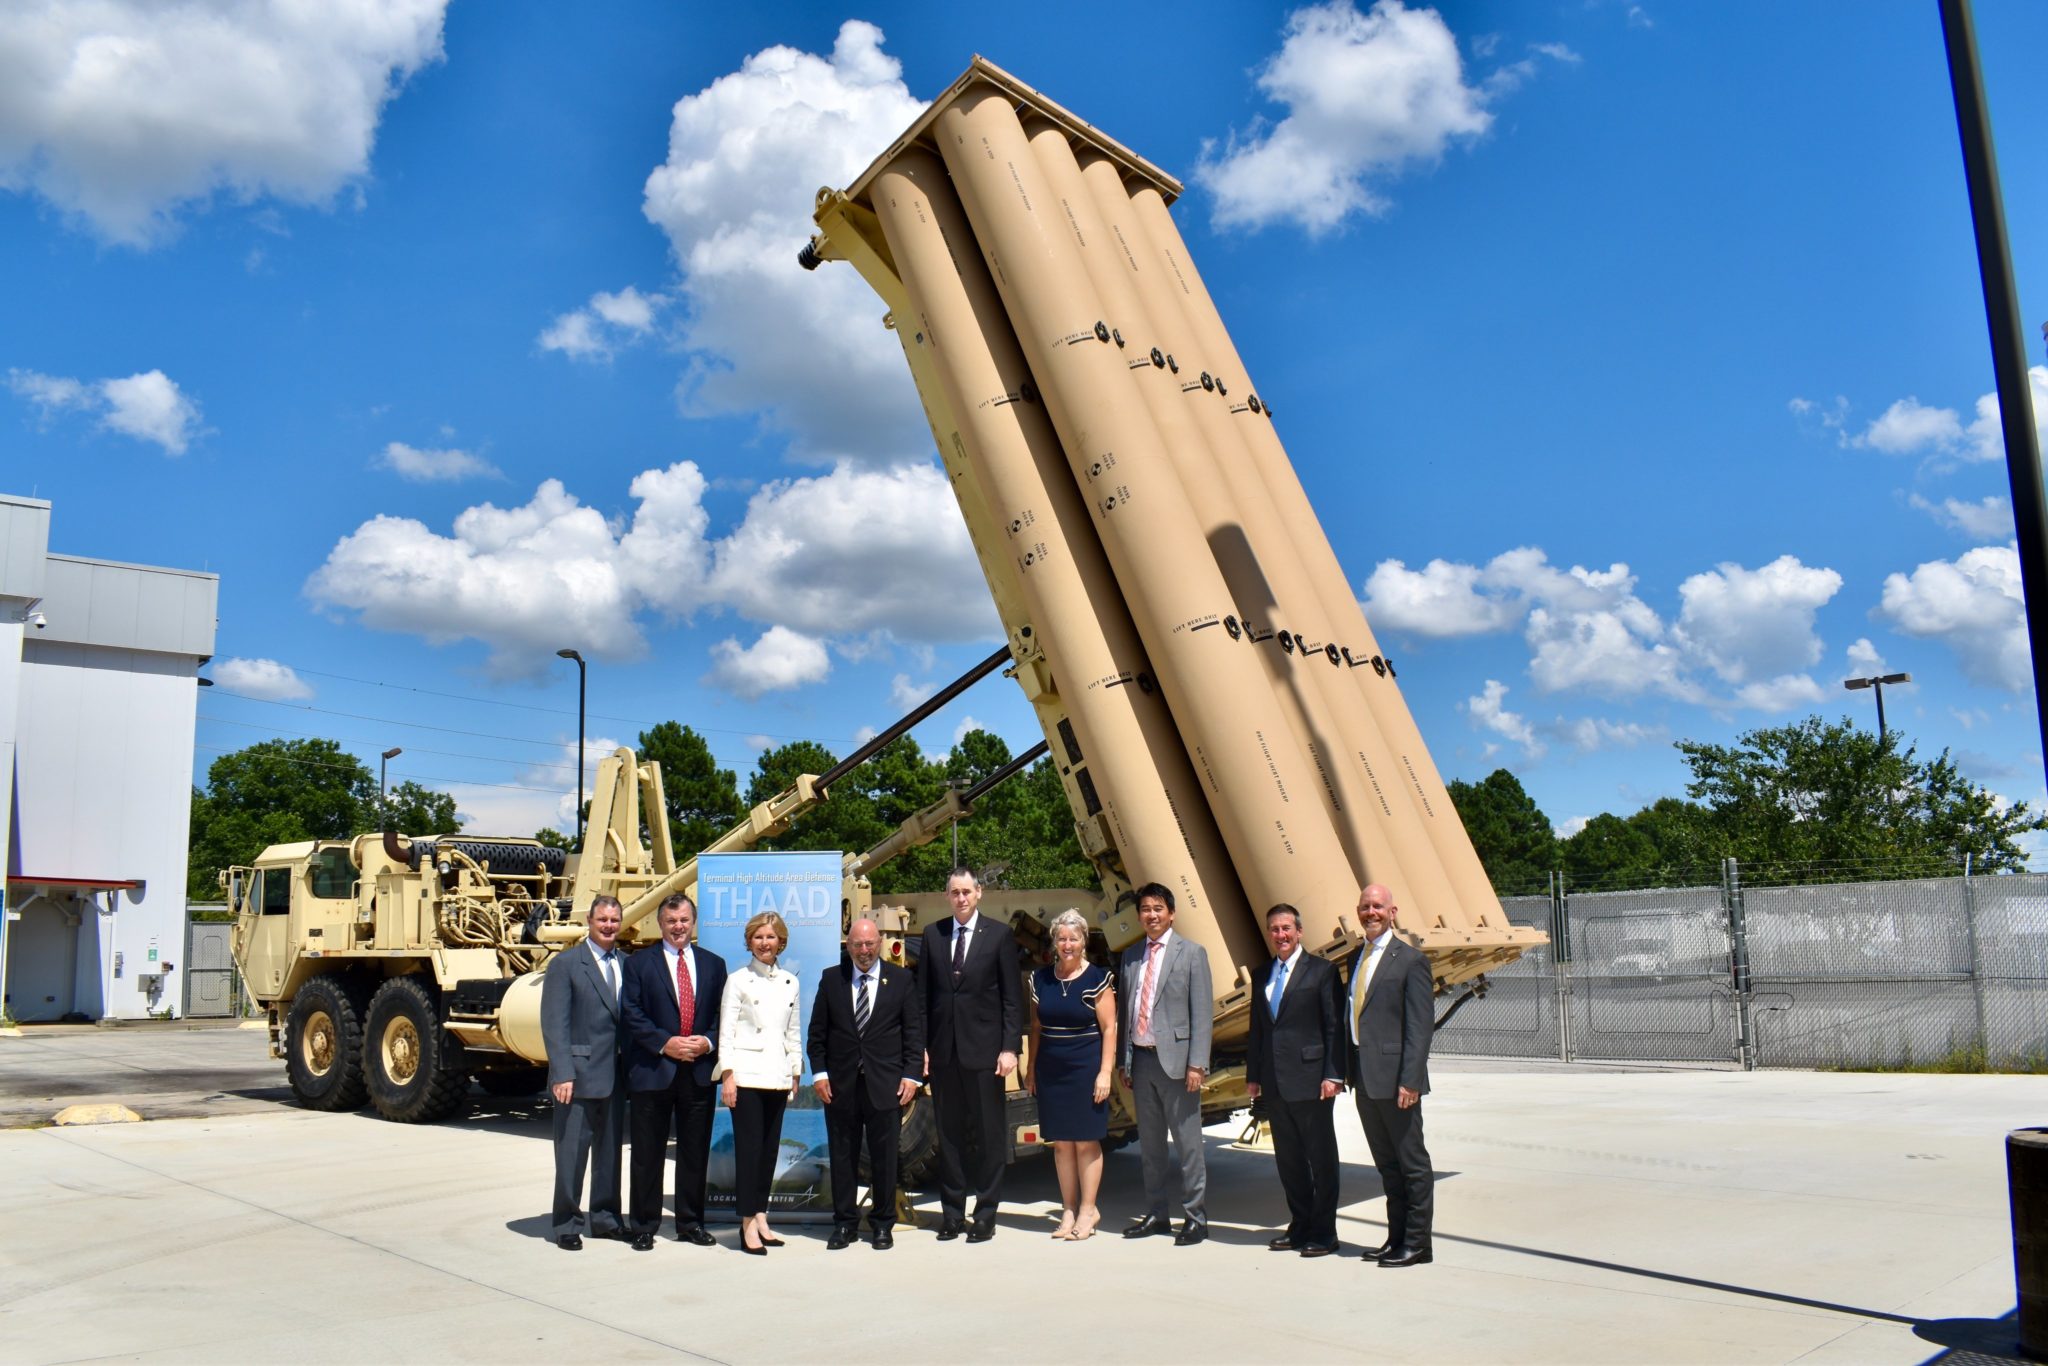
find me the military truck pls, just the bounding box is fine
[228,59,1544,1152]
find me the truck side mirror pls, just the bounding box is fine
[229,874,243,913]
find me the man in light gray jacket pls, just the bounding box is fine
[540,894,628,1249]
[1117,882,1213,1246]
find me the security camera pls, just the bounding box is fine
[27,612,46,630]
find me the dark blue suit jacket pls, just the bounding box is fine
[620,941,727,1091]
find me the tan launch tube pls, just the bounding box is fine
[1021,120,1431,911]
[1059,138,1466,925]
[937,86,1356,942]
[870,151,1262,973]
[1122,182,1504,924]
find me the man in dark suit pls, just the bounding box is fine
[620,894,727,1251]
[1117,882,1213,1246]
[1348,883,1436,1267]
[1245,903,1345,1257]
[919,867,1022,1242]
[807,916,924,1251]
[540,893,628,1250]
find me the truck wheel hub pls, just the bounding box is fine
[382,1018,421,1083]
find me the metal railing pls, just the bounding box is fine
[1435,861,2048,1070]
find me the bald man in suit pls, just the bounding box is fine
[1348,883,1436,1267]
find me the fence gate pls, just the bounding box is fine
[184,918,237,1018]
[1563,887,1740,1064]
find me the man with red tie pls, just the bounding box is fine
[620,894,728,1251]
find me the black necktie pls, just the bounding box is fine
[951,923,967,983]
[855,974,872,1033]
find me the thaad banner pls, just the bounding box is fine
[696,850,841,1222]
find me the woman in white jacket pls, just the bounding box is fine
[719,909,803,1254]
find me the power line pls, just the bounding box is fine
[193,742,568,796]
[198,713,583,776]
[267,662,863,746]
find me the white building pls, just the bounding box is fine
[2,493,217,1022]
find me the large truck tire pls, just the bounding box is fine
[891,1091,940,1186]
[475,1065,548,1097]
[364,975,471,1123]
[283,975,369,1112]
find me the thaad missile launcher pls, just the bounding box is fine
[227,59,1541,1148]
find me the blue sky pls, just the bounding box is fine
[3,0,2044,849]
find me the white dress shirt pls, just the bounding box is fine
[1267,945,1304,1011]
[587,939,621,1003]
[660,940,703,1037]
[850,960,924,1086]
[1349,929,1393,1044]
[1132,929,1174,1047]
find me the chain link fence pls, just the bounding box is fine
[1435,863,2048,1070]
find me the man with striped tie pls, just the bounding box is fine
[540,894,629,1250]
[807,917,924,1250]
[620,894,728,1251]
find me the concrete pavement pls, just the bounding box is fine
[0,1030,2039,1363]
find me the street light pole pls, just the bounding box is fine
[1843,672,1912,744]
[380,747,402,827]
[557,649,586,846]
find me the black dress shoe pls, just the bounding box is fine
[1174,1223,1207,1246]
[1298,1242,1339,1258]
[630,1233,655,1252]
[760,1234,785,1248]
[1358,1242,1396,1261]
[676,1225,717,1247]
[1378,1246,1433,1268]
[936,1220,965,1241]
[871,1228,894,1250]
[826,1227,855,1251]
[1267,1234,1299,1252]
[1123,1213,1173,1239]
[590,1227,630,1243]
[966,1222,996,1244]
[556,1233,583,1251]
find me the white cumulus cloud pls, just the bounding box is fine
[703,625,832,699]
[0,0,448,246]
[1464,678,1543,756]
[212,657,312,701]
[376,441,500,482]
[8,366,199,453]
[1909,493,2013,541]
[890,674,935,710]
[1825,367,2048,466]
[1361,556,1522,637]
[1877,543,2031,693]
[640,20,928,463]
[1554,716,1655,752]
[1675,555,1841,685]
[1845,637,1889,678]
[1195,1,1568,234]
[306,458,993,679]
[538,285,667,361]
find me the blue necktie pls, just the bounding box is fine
[1270,956,1291,1018]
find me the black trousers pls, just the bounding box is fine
[826,1076,901,1230]
[1357,1092,1433,1249]
[730,1087,789,1219]
[629,1069,713,1234]
[550,1087,624,1237]
[931,1056,1005,1223]
[1268,1094,1340,1247]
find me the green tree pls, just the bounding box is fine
[187,738,376,898]
[377,780,460,836]
[532,827,573,850]
[1678,716,2044,875]
[638,721,743,858]
[1560,799,1722,890]
[1446,769,1559,895]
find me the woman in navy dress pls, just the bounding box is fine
[1028,909,1118,1240]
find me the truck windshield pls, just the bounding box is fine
[309,846,356,900]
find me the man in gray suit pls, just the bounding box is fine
[1117,882,1213,1246]
[541,893,628,1250]
[1348,883,1436,1268]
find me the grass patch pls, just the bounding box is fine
[1824,1038,2048,1074]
